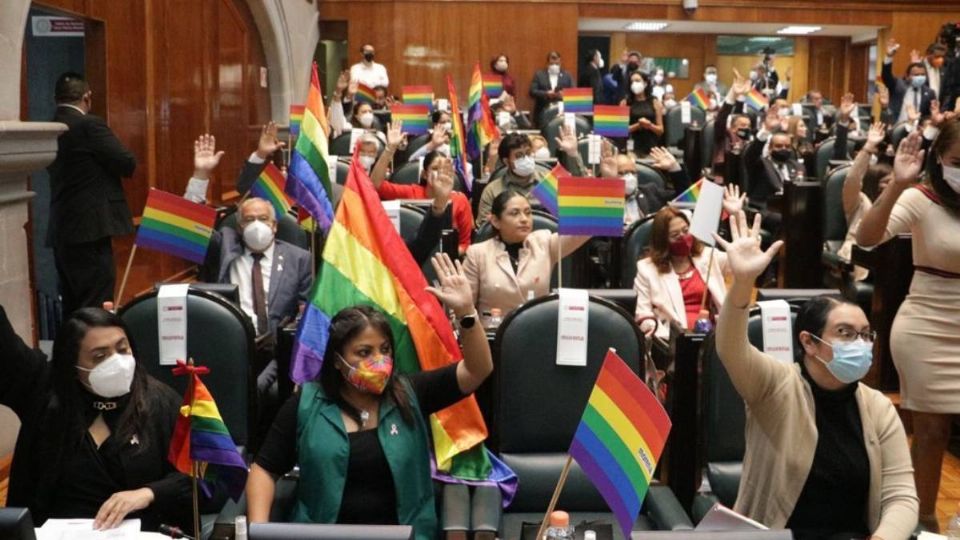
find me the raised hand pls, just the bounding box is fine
[731,69,750,97]
[193,133,225,179]
[336,70,349,93]
[429,124,451,150]
[348,79,359,97]
[599,154,618,179]
[865,122,886,152]
[425,253,474,316]
[722,183,746,215]
[712,212,783,284]
[910,48,923,64]
[428,162,454,213]
[930,99,957,127]
[256,121,286,160]
[555,124,578,157]
[877,85,890,108]
[386,121,406,151]
[649,146,681,172]
[838,92,857,121]
[893,130,925,185]
[501,93,517,112]
[886,38,900,57]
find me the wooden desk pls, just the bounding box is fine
[777,181,824,288]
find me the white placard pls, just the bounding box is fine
[792,103,803,117]
[556,288,590,366]
[689,180,724,246]
[680,100,692,125]
[563,112,576,135]
[497,111,511,128]
[327,155,339,185]
[38,519,141,540]
[557,102,565,115]
[758,300,794,363]
[587,134,601,165]
[382,200,401,234]
[349,129,364,153]
[437,98,449,112]
[157,284,189,366]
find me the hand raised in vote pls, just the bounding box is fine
[893,130,925,185]
[555,124,578,157]
[722,184,746,215]
[386,121,407,151]
[712,211,783,284]
[426,254,474,317]
[649,146,681,173]
[256,121,286,160]
[864,122,886,153]
[193,133,224,179]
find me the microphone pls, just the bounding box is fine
[159,524,196,540]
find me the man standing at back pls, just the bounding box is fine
[47,72,136,316]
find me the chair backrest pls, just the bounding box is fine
[398,204,425,244]
[700,120,716,172]
[329,132,355,156]
[398,133,430,163]
[822,163,851,242]
[537,105,562,129]
[119,287,256,445]
[473,209,557,243]
[332,157,350,185]
[620,216,656,288]
[815,136,854,180]
[390,160,423,185]
[218,210,310,251]
[634,162,667,190]
[663,105,706,148]
[543,115,591,155]
[576,136,614,166]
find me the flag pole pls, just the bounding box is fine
[535,454,574,540]
[698,246,717,312]
[191,461,200,540]
[116,244,137,308]
[557,232,563,288]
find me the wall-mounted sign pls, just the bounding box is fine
[32,16,84,37]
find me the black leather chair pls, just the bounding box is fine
[119,287,256,447]
[538,104,562,129]
[492,294,693,538]
[700,120,715,175]
[396,133,430,164]
[391,160,423,185]
[397,203,442,284]
[664,105,706,149]
[620,216,655,289]
[634,162,667,190]
[218,210,310,251]
[814,136,855,180]
[329,132,355,156]
[820,164,873,314]
[543,115,591,155]
[474,211,562,289]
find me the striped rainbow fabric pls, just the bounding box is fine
[563,87,594,115]
[168,361,248,500]
[391,104,431,136]
[355,83,377,105]
[135,189,217,264]
[558,177,625,237]
[569,349,672,540]
[291,154,489,471]
[686,88,710,110]
[671,178,702,204]
[745,87,768,111]
[289,104,305,138]
[466,63,500,162]
[286,62,335,233]
[249,162,293,218]
[402,85,434,112]
[482,73,504,99]
[593,105,629,138]
[531,163,569,218]
[446,75,474,193]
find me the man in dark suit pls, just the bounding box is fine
[529,51,574,127]
[578,49,605,105]
[610,50,643,104]
[883,38,936,124]
[744,130,797,235]
[47,72,137,317]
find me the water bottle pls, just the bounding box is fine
[235,515,248,540]
[544,510,575,540]
[947,503,960,539]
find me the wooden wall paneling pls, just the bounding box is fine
[621,33,716,98]
[807,37,848,103]
[848,43,870,102]
[215,0,250,204]
[889,11,960,77]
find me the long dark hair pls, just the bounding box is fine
[648,207,704,274]
[927,117,960,212]
[793,295,856,362]
[626,71,654,104]
[51,308,152,451]
[319,305,414,425]
[489,189,529,238]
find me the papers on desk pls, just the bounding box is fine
[37,519,142,540]
[917,533,948,540]
[695,503,768,531]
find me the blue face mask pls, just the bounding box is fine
[810,334,873,384]
[911,75,927,88]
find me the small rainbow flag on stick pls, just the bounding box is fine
[355,83,377,105]
[531,163,569,218]
[289,104,305,138]
[482,73,504,99]
[558,177,625,237]
[135,189,217,264]
[563,88,595,115]
[250,163,293,218]
[403,85,434,112]
[391,104,431,136]
[745,87,768,111]
[686,88,710,110]
[569,349,672,540]
[671,178,703,205]
[593,105,630,138]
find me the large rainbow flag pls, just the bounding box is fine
[168,361,248,500]
[355,82,377,105]
[569,349,672,539]
[391,104,431,136]
[745,87,768,111]
[558,177,625,237]
[564,88,594,115]
[686,88,710,110]
[466,63,500,162]
[286,62,335,233]
[530,163,569,218]
[249,163,293,218]
[593,105,630,138]
[482,73,504,99]
[402,85,434,112]
[446,75,474,193]
[289,104,305,138]
[135,189,217,264]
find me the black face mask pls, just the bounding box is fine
[627,62,639,72]
[736,128,753,140]
[771,149,792,162]
[363,52,375,62]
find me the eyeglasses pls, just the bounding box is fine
[833,326,877,343]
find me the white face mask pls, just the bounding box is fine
[437,144,451,157]
[77,353,136,398]
[496,60,508,72]
[359,154,376,171]
[631,81,646,95]
[777,108,789,118]
[664,99,678,108]
[512,155,536,177]
[243,219,275,252]
[440,122,453,134]
[705,73,718,84]
[548,64,561,76]
[623,173,638,195]
[942,164,960,193]
[359,112,374,128]
[653,73,664,84]
[596,55,605,69]
[651,86,665,99]
[534,147,551,160]
[750,71,759,81]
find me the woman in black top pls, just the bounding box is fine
[1,307,221,530]
[621,70,664,157]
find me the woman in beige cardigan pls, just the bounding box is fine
[714,211,918,540]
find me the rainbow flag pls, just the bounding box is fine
[671,178,702,204]
[558,177,625,237]
[466,63,501,162]
[564,87,594,115]
[531,163,569,217]
[391,104,430,136]
[745,87,768,111]
[446,75,474,193]
[289,104,305,138]
[686,88,710,110]
[593,105,630,138]
[135,189,216,264]
[249,163,293,218]
[569,349,672,540]
[482,73,504,99]
[286,62,335,233]
[168,361,248,500]
[402,85,434,112]
[292,153,489,473]
[355,82,377,105]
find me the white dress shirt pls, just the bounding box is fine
[897,86,923,124]
[229,241,275,330]
[926,60,941,97]
[549,73,559,91]
[350,62,390,89]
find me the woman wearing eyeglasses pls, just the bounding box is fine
[714,212,917,540]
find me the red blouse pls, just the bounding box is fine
[679,268,710,329]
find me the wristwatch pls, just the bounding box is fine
[457,311,478,329]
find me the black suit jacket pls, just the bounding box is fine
[882,62,935,121]
[529,69,574,122]
[47,106,136,247]
[578,64,604,105]
[744,138,798,206]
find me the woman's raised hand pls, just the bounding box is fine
[712,211,783,284]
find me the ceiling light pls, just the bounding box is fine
[624,21,669,32]
[776,26,822,35]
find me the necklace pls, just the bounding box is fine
[359,409,370,427]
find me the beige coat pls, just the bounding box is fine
[462,229,558,316]
[633,247,729,340]
[716,301,918,540]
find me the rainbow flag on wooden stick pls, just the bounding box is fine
[686,88,710,110]
[564,88,594,115]
[391,104,431,136]
[558,177,625,237]
[249,163,293,218]
[531,163,569,218]
[355,82,377,105]
[168,361,248,500]
[286,62,335,233]
[135,189,217,264]
[467,63,501,162]
[289,104,305,138]
[403,85,434,112]
[569,349,672,539]
[593,105,629,138]
[446,75,474,193]
[482,73,504,99]
[745,87,768,111]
